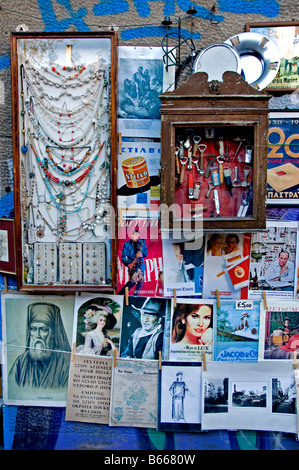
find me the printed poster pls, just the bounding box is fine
[117,218,163,297]
[1,292,75,407]
[248,221,298,300]
[157,361,202,432]
[202,232,251,300]
[117,139,161,219]
[258,299,299,361]
[65,355,112,424]
[201,361,297,434]
[109,358,159,428]
[250,25,299,90]
[72,293,123,358]
[214,299,261,362]
[169,299,215,362]
[117,46,174,138]
[267,112,299,204]
[119,296,172,361]
[162,234,204,297]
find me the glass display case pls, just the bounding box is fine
[160,71,270,232]
[10,31,117,291]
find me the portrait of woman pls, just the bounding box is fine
[171,303,213,346]
[76,303,118,356]
[206,234,224,256]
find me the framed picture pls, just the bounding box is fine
[10,31,117,292]
[246,22,299,91]
[0,218,16,275]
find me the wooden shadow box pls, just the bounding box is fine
[160,71,271,232]
[10,32,118,292]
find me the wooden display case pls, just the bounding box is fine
[10,31,117,292]
[160,71,271,232]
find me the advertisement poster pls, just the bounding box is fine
[158,361,202,432]
[65,355,112,424]
[267,113,299,204]
[73,293,123,357]
[1,293,74,407]
[117,218,163,297]
[214,299,261,362]
[162,235,204,297]
[109,358,159,428]
[249,24,299,90]
[169,299,215,362]
[202,233,251,300]
[201,361,297,434]
[117,46,174,138]
[117,140,161,219]
[248,221,298,300]
[258,300,299,361]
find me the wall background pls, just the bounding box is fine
[1,0,299,450]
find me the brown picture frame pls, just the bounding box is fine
[10,31,118,292]
[0,218,16,275]
[245,21,299,92]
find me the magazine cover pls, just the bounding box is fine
[162,234,204,297]
[267,112,299,204]
[214,299,261,362]
[169,298,215,362]
[202,232,251,300]
[248,221,298,300]
[258,299,299,361]
[117,218,163,297]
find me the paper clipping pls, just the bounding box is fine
[214,299,260,362]
[65,355,112,424]
[158,361,202,432]
[109,358,159,428]
[201,361,297,434]
[202,232,251,300]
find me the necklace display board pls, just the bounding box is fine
[10,32,117,292]
[159,71,270,232]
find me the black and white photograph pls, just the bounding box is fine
[119,296,171,360]
[231,381,267,408]
[158,361,202,432]
[272,377,296,415]
[1,292,75,406]
[203,377,229,414]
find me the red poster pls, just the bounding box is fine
[117,219,164,297]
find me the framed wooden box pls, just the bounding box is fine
[10,31,117,292]
[160,71,270,232]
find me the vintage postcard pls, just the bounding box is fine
[109,358,159,428]
[202,232,251,300]
[214,299,261,362]
[248,221,298,300]
[157,361,202,432]
[169,299,215,362]
[73,293,123,358]
[162,234,204,297]
[2,292,75,406]
[119,296,172,361]
[258,299,299,361]
[65,355,112,424]
[201,361,297,433]
[117,46,174,138]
